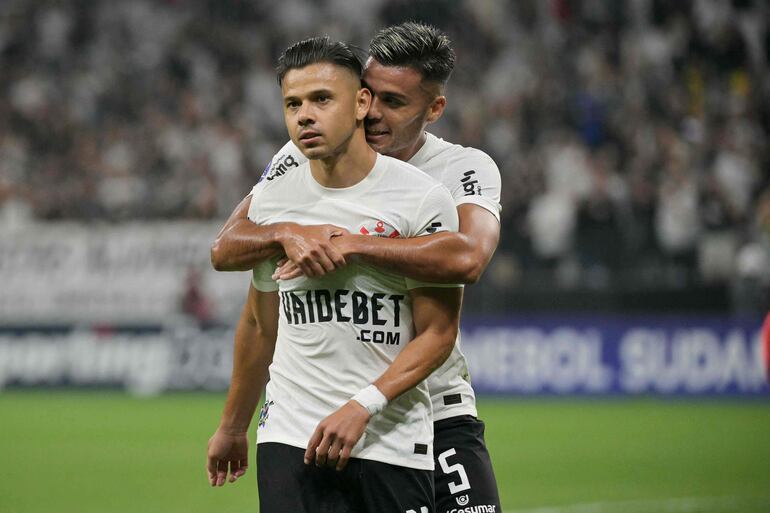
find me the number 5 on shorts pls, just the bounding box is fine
[437,448,471,494]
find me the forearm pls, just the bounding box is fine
[211,219,289,271]
[373,287,462,401]
[373,328,455,401]
[338,204,500,284]
[219,298,278,432]
[340,232,480,284]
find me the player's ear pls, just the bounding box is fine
[356,87,372,121]
[425,95,446,124]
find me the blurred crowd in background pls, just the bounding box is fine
[1,0,768,312]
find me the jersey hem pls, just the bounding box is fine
[432,404,478,422]
[256,434,435,471]
[455,196,501,221]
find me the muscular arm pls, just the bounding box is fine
[211,195,347,276]
[206,285,279,486]
[210,196,285,271]
[373,286,462,399]
[305,286,462,470]
[278,204,500,284]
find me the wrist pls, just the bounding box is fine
[335,234,364,259]
[217,422,249,436]
[350,384,388,417]
[273,222,299,246]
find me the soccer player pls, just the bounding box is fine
[211,23,502,512]
[207,36,463,513]
[212,22,503,512]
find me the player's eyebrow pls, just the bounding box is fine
[309,88,334,98]
[369,88,408,103]
[362,80,406,100]
[283,88,335,101]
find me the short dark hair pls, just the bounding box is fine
[368,22,455,85]
[276,36,364,85]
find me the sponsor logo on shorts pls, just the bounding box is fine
[425,222,442,234]
[446,506,497,513]
[461,170,481,196]
[456,495,469,506]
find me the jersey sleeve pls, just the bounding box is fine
[405,183,462,290]
[247,141,307,223]
[247,175,268,223]
[251,259,280,292]
[246,179,278,290]
[446,150,502,221]
[411,183,459,237]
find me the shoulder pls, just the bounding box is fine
[441,140,499,176]
[380,154,443,188]
[425,135,501,194]
[260,140,308,183]
[253,159,309,197]
[248,160,309,223]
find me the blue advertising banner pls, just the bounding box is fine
[461,315,769,396]
[1,316,768,396]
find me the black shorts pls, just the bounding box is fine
[433,415,501,513]
[257,442,435,513]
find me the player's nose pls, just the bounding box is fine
[297,103,314,125]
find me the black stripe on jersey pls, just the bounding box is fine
[443,394,463,406]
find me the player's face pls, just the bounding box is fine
[363,58,446,161]
[281,62,370,160]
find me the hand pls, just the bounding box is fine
[272,234,362,281]
[272,257,302,281]
[304,400,370,471]
[280,224,350,278]
[206,428,249,487]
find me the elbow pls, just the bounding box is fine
[454,254,484,285]
[439,320,460,357]
[210,239,229,271]
[435,330,458,369]
[463,262,484,285]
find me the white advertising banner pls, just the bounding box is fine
[0,222,251,323]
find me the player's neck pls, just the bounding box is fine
[310,130,377,188]
[388,131,427,163]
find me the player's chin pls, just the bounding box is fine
[298,143,327,159]
[365,133,391,153]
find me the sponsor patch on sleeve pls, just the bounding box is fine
[264,153,300,181]
[460,169,481,196]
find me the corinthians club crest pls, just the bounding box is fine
[258,400,274,428]
[359,219,400,238]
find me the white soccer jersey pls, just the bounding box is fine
[260,133,502,422]
[406,133,501,421]
[249,154,459,470]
